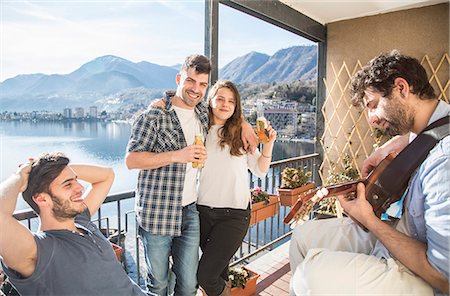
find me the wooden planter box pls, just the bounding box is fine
[278,182,315,207]
[111,243,123,262]
[250,195,279,225]
[231,268,260,296]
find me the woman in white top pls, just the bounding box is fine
[197,80,276,296]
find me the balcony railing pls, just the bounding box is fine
[13,153,320,286]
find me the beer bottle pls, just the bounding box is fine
[256,117,270,144]
[192,134,204,168]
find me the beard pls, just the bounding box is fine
[49,191,83,221]
[180,89,202,107]
[383,95,415,136]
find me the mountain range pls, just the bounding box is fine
[0,45,317,111]
[220,45,317,83]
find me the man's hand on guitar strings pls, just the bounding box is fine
[362,150,386,178]
[337,183,375,226]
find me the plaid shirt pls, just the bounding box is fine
[127,96,209,236]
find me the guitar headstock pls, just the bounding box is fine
[283,187,329,225]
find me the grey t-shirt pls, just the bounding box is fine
[1,209,147,296]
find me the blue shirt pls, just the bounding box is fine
[373,100,450,293]
[405,101,450,281]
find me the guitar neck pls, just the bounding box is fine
[323,180,361,197]
[283,153,395,225]
[283,179,363,224]
[301,180,362,204]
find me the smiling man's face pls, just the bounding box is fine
[47,166,85,221]
[176,67,209,109]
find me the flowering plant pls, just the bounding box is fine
[281,167,312,189]
[250,187,270,205]
[228,266,250,288]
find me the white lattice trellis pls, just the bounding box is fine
[320,53,449,182]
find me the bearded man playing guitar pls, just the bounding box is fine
[289,50,449,296]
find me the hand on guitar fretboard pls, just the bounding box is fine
[284,152,403,228]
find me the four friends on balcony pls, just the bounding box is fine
[3,50,445,296]
[0,152,147,295]
[289,50,449,295]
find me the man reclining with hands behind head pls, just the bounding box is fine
[0,152,147,296]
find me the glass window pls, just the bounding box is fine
[218,4,317,159]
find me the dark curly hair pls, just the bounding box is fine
[350,50,435,106]
[180,54,211,75]
[22,152,70,214]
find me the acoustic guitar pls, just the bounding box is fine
[284,152,400,226]
[284,115,450,227]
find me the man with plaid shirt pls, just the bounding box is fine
[126,54,210,295]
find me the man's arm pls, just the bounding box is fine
[338,184,449,293]
[125,144,207,170]
[241,120,258,154]
[0,163,37,278]
[71,165,115,217]
[362,134,409,177]
[149,99,258,154]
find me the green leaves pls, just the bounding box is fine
[281,167,312,189]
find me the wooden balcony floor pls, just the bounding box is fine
[246,241,291,295]
[195,241,291,296]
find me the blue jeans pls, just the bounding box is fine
[139,203,200,296]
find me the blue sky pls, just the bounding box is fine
[1,0,314,81]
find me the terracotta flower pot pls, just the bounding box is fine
[230,268,260,296]
[278,182,314,207]
[200,268,260,296]
[250,195,279,225]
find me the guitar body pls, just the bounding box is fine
[364,153,397,218]
[284,152,404,225]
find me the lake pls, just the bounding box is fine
[0,120,314,210]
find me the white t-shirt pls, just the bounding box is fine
[172,105,203,206]
[198,125,266,209]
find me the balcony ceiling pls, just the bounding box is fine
[278,0,448,25]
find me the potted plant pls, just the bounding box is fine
[278,167,314,206]
[229,266,260,296]
[250,187,279,225]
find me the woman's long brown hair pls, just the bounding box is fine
[207,80,244,156]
